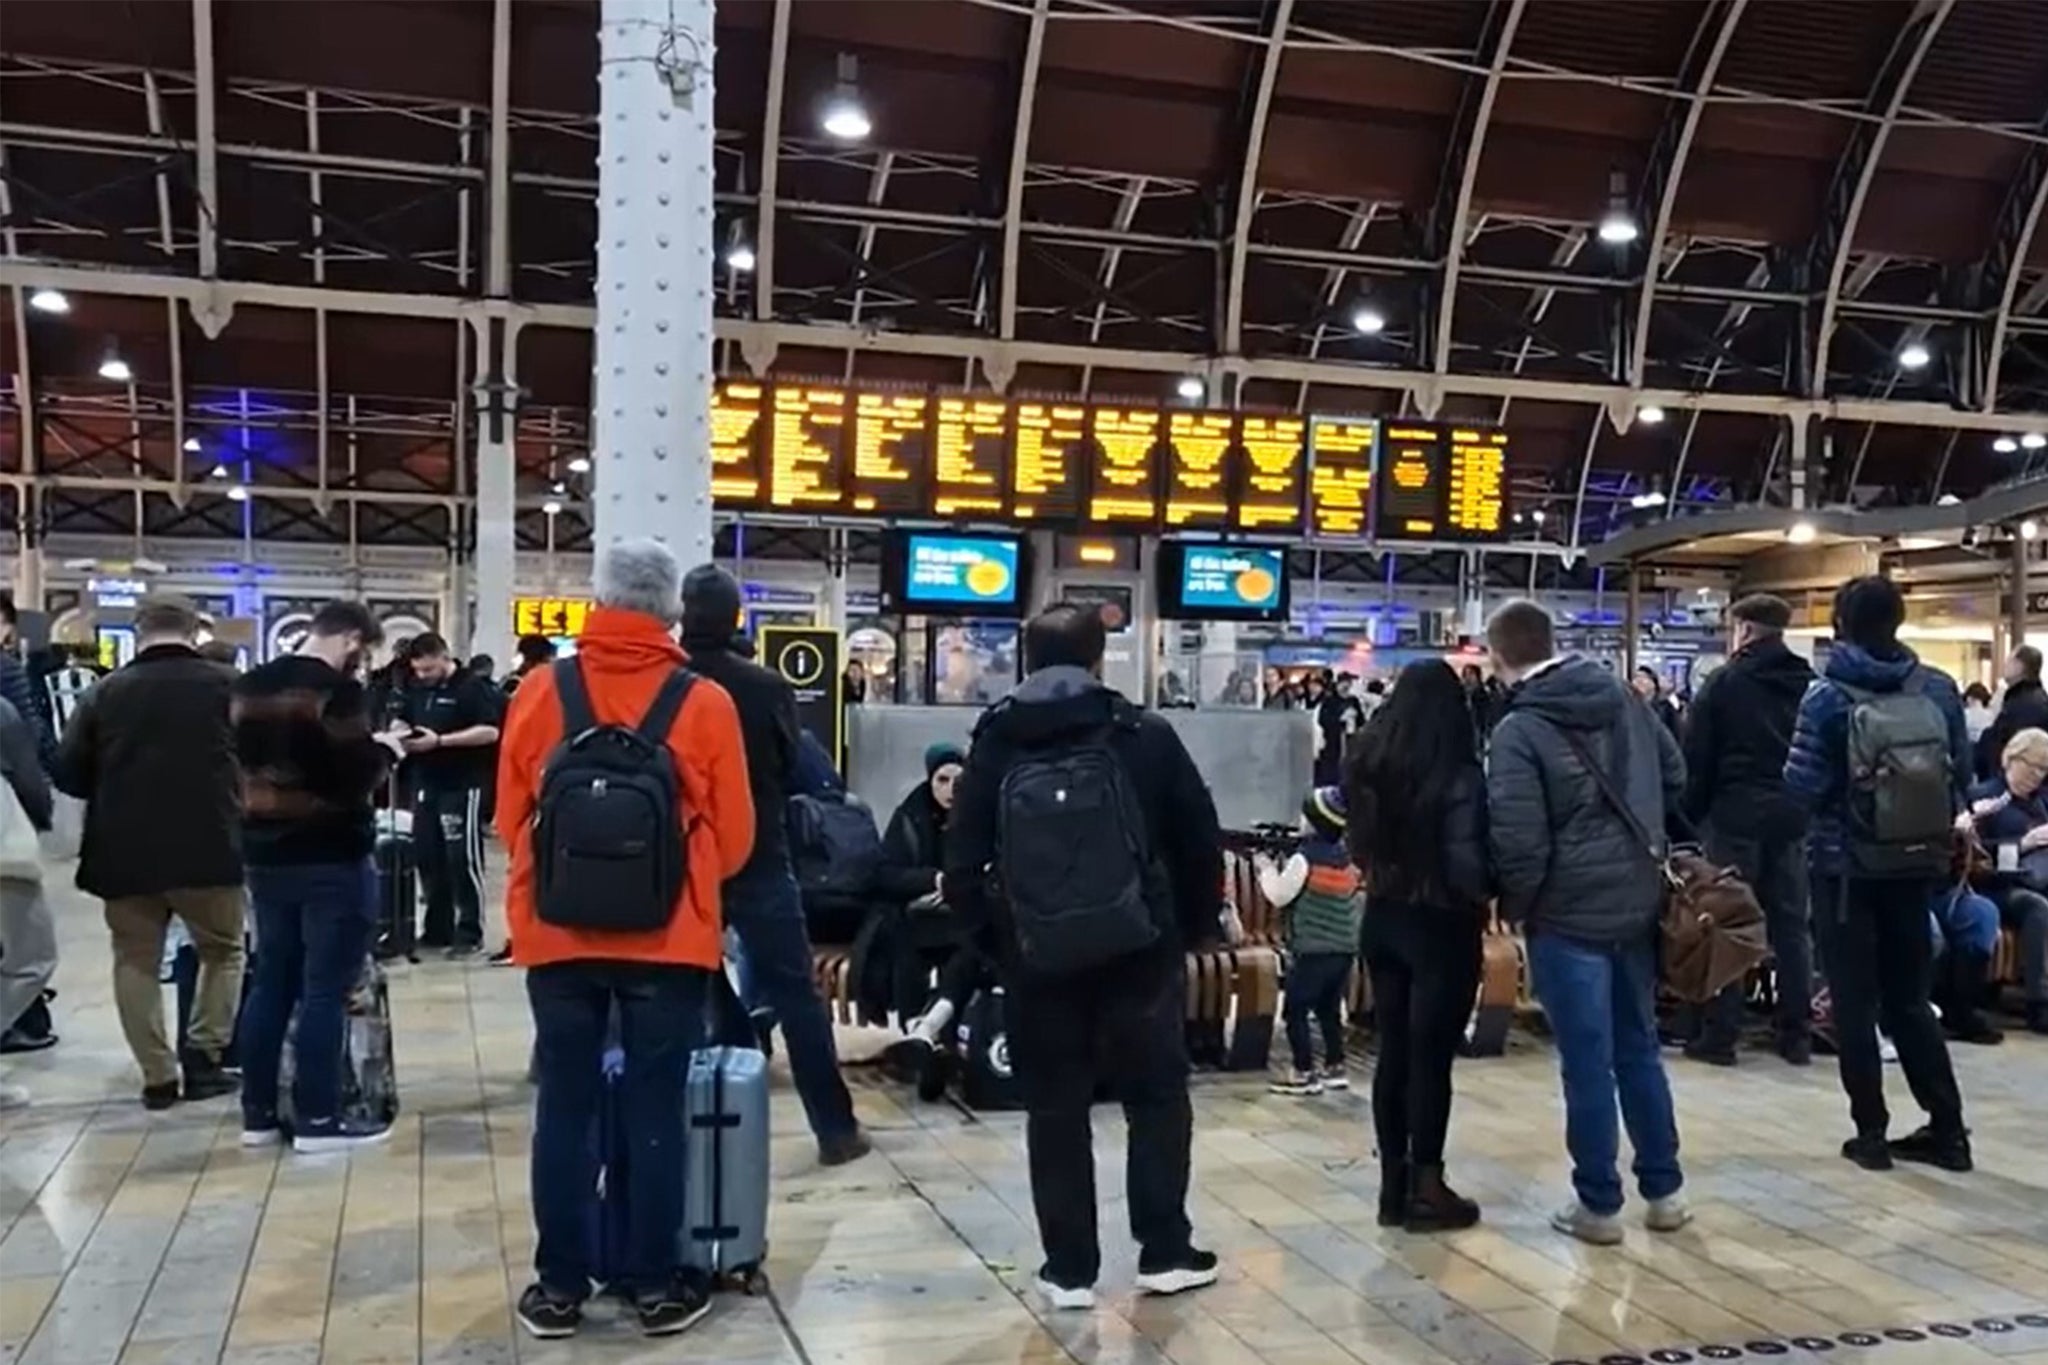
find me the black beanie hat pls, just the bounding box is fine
[681,564,743,646]
[924,741,967,777]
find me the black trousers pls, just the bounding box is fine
[1008,948,1193,1286]
[1282,951,1352,1072]
[414,785,485,948]
[1811,874,1964,1139]
[1699,828,1812,1050]
[1362,902,1482,1169]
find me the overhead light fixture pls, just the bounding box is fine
[1995,436,2020,454]
[208,462,229,480]
[225,484,249,503]
[1787,520,1817,544]
[1636,404,1666,426]
[1897,341,1932,370]
[2024,433,2047,451]
[1630,490,1667,510]
[542,498,563,517]
[1350,304,1386,335]
[725,243,756,273]
[567,455,592,474]
[551,480,567,496]
[1530,508,1546,526]
[2026,519,2041,541]
[1937,492,1962,505]
[1596,169,1638,246]
[821,53,872,141]
[97,345,132,383]
[27,288,69,315]
[1176,376,1204,401]
[182,436,201,454]
[1898,535,1945,551]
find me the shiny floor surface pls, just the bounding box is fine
[4,881,2048,1365]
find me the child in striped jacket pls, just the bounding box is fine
[1256,785,1364,1095]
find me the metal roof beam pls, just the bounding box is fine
[1221,0,1295,359]
[997,0,1051,341]
[753,0,791,322]
[1975,101,2048,412]
[1804,0,1953,399]
[192,0,219,278]
[1427,0,1528,382]
[485,0,512,299]
[1626,0,1748,389]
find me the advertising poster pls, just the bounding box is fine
[1179,546,1283,613]
[904,534,1021,609]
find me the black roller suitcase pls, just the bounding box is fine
[372,773,419,963]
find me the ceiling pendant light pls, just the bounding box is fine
[1596,169,1638,246]
[97,340,132,383]
[1350,303,1386,335]
[821,53,872,141]
[1897,341,1932,370]
[28,288,69,315]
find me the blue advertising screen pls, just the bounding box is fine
[1178,545,1284,613]
[903,533,1023,608]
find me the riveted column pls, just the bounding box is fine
[594,0,717,569]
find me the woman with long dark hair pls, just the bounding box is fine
[1345,659,1492,1232]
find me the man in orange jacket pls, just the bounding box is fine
[496,538,754,1342]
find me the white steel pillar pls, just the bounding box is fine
[593,0,717,569]
[470,0,520,665]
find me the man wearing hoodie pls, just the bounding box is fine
[944,602,1224,1311]
[1784,575,1971,1173]
[1485,599,1691,1246]
[678,564,869,1168]
[1680,593,1817,1066]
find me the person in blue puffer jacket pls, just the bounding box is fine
[1783,575,1971,1175]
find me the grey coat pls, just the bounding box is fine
[0,697,54,831]
[1487,656,1686,943]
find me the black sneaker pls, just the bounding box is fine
[142,1082,181,1111]
[1841,1133,1894,1171]
[515,1283,583,1339]
[487,944,515,967]
[445,943,483,962]
[0,1026,57,1054]
[1777,1032,1813,1067]
[635,1273,712,1337]
[1682,1039,1737,1068]
[1890,1125,1972,1173]
[2027,1002,2048,1035]
[1135,1248,1220,1297]
[819,1128,873,1167]
[181,1052,239,1102]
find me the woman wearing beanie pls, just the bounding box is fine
[1344,659,1492,1233]
[1257,785,1362,1096]
[873,743,970,1019]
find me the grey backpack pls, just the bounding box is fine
[1839,671,1953,878]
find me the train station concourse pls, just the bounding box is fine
[6,0,2048,1363]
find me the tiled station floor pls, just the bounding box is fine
[4,877,2048,1365]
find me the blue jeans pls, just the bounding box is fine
[528,960,708,1300]
[723,853,857,1143]
[1527,929,1683,1216]
[239,860,376,1134]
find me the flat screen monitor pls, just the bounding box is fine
[1156,541,1289,622]
[884,530,1030,618]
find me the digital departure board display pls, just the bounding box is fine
[1377,424,1444,538]
[1308,417,1375,537]
[1012,402,1086,522]
[1236,415,1305,531]
[769,386,848,511]
[850,392,927,516]
[1163,412,1232,529]
[711,382,765,508]
[932,397,1009,517]
[1444,426,1510,541]
[1087,406,1161,525]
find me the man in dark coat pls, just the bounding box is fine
[1975,644,2048,779]
[1785,575,1971,1173]
[679,565,868,1167]
[1680,593,1817,1066]
[1484,598,1688,1247]
[944,602,1224,1311]
[56,594,243,1109]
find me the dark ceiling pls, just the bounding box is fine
[5,0,2048,549]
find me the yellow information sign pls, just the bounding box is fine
[513,597,590,639]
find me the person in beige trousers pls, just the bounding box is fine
[56,595,246,1109]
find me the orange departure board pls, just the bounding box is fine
[1236,415,1305,531]
[1011,401,1085,522]
[711,382,765,508]
[1308,417,1375,537]
[1163,412,1232,529]
[1088,406,1162,525]
[1444,426,1509,541]
[932,397,1009,517]
[849,392,926,515]
[1377,423,1443,538]
[769,386,849,511]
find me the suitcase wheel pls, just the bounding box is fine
[719,1266,769,1296]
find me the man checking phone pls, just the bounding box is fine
[396,632,503,958]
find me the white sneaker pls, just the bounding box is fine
[1645,1194,1691,1233]
[1321,1065,1350,1091]
[1036,1278,1095,1311]
[240,1126,285,1148]
[293,1127,391,1155]
[1550,1201,1624,1246]
[1878,1032,1900,1064]
[0,1081,30,1110]
[1269,1068,1323,1096]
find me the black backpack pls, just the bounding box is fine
[995,706,1158,974]
[787,792,884,905]
[533,659,696,932]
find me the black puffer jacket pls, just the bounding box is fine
[877,783,947,903]
[1681,635,1814,836]
[1976,676,2048,780]
[1487,656,1685,943]
[680,631,801,884]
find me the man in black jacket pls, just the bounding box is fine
[1485,599,1689,1247]
[1976,644,2048,779]
[56,594,244,1109]
[680,566,868,1167]
[1681,593,1817,1066]
[944,603,1224,1311]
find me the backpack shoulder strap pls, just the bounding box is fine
[553,658,597,735]
[1898,667,1929,697]
[636,668,697,744]
[1550,719,1660,864]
